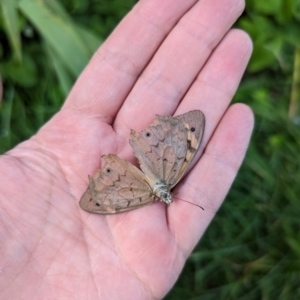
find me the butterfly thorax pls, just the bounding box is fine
[153,182,173,205]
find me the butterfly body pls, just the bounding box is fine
[80,110,205,214]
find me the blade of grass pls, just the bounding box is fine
[45,42,73,97]
[289,47,300,121]
[1,0,22,62]
[0,84,14,138]
[18,0,92,76]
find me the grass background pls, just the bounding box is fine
[1,0,300,299]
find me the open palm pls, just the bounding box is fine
[0,0,253,299]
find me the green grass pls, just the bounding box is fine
[1,0,300,299]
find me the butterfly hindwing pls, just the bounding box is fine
[79,154,156,214]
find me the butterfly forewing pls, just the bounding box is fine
[130,116,187,186]
[129,110,205,188]
[173,110,205,186]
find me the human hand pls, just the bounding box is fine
[0,0,253,299]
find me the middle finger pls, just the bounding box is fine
[115,0,245,132]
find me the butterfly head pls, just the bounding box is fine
[160,192,173,206]
[153,183,173,206]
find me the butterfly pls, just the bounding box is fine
[79,110,205,214]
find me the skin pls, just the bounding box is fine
[0,0,254,299]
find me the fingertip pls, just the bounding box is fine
[228,28,253,56]
[228,103,255,136]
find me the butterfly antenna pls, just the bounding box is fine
[174,196,204,210]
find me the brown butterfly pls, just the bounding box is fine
[79,110,205,214]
